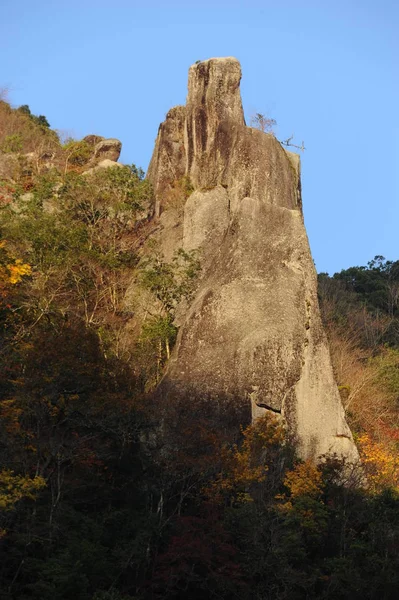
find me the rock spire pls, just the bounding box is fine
[147,57,358,461]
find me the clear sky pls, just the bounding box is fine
[1,0,398,274]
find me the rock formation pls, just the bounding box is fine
[82,158,124,176]
[84,136,122,164]
[147,57,358,461]
[93,138,122,162]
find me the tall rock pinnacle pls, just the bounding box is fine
[147,57,358,461]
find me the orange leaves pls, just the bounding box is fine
[357,433,399,494]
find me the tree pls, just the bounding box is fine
[250,112,276,133]
[205,414,285,506]
[137,246,201,382]
[0,164,151,359]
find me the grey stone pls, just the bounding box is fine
[82,158,124,176]
[147,106,186,217]
[83,134,104,146]
[147,57,358,462]
[93,138,122,163]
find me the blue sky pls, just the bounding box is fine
[1,0,398,274]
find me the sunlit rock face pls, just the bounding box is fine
[147,57,358,461]
[92,138,122,163]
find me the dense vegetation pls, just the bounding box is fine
[319,258,399,445]
[1,99,399,599]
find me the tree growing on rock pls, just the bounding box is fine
[250,112,276,133]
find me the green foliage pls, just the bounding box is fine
[136,246,200,385]
[318,256,399,349]
[0,99,59,177]
[0,133,23,153]
[2,104,399,598]
[61,164,151,224]
[63,139,93,166]
[177,174,194,197]
[139,246,201,315]
[332,255,399,318]
[34,114,51,128]
[18,104,50,128]
[140,315,177,348]
[136,315,178,387]
[0,161,153,372]
[31,169,60,201]
[319,256,399,457]
[17,104,31,116]
[372,347,399,397]
[138,240,198,380]
[165,175,194,214]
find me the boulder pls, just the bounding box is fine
[93,138,122,163]
[83,134,104,146]
[82,158,124,176]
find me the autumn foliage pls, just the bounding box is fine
[357,433,399,493]
[205,414,285,504]
[1,96,399,599]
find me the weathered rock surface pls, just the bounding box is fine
[93,138,122,163]
[147,57,358,461]
[147,106,186,217]
[0,153,19,180]
[83,134,104,146]
[82,158,124,176]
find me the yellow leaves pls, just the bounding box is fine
[277,460,324,515]
[357,433,399,494]
[0,470,45,512]
[276,462,328,542]
[205,414,285,504]
[284,460,323,500]
[0,240,31,289]
[6,259,31,284]
[240,413,285,455]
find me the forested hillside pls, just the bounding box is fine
[319,258,399,448]
[1,97,399,599]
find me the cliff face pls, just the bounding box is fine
[147,57,358,461]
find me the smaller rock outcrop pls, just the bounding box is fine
[82,158,124,176]
[83,134,104,146]
[92,138,122,163]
